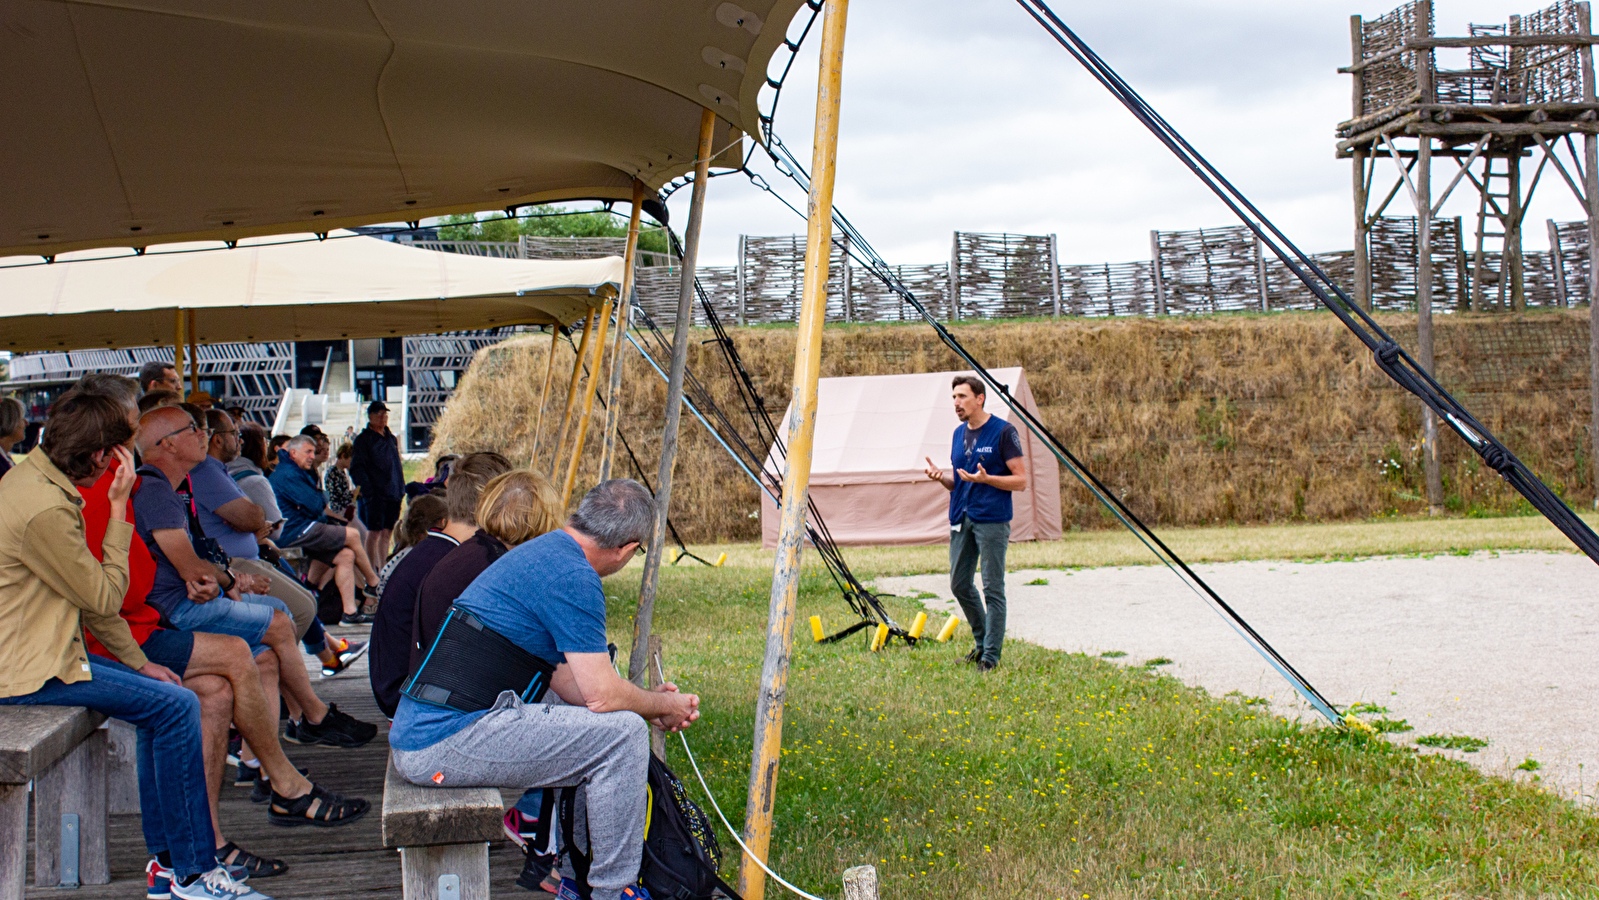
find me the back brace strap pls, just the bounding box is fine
[402,606,555,714]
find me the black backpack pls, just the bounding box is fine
[561,754,741,900]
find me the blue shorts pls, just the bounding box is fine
[160,594,287,657]
[137,628,195,677]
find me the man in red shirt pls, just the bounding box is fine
[74,375,368,880]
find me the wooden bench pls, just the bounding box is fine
[0,706,109,899]
[382,754,503,900]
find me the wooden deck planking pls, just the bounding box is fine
[23,627,528,899]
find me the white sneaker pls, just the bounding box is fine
[169,867,272,900]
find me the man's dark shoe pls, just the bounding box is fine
[297,704,377,748]
[247,766,309,804]
[962,647,982,665]
[515,849,559,894]
[977,659,999,673]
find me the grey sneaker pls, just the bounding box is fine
[169,867,271,900]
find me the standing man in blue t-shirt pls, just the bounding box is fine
[390,479,699,900]
[923,375,1028,671]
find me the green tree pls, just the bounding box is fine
[434,205,671,258]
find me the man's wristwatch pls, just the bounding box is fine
[221,569,238,593]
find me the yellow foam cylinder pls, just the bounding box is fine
[714,552,727,567]
[935,614,961,643]
[909,611,929,640]
[809,615,824,643]
[871,623,889,652]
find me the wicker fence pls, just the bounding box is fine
[419,220,1594,327]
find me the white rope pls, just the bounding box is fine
[655,658,830,900]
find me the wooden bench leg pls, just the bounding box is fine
[0,783,26,900]
[33,729,108,886]
[399,843,489,900]
[105,720,139,815]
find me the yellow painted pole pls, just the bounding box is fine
[738,2,849,896]
[627,108,718,687]
[551,308,597,472]
[909,611,929,640]
[186,309,199,395]
[560,294,615,507]
[935,614,961,643]
[598,179,646,482]
[172,309,186,389]
[529,328,561,462]
[809,616,824,643]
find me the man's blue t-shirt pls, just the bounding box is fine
[389,530,609,751]
[188,455,259,560]
[131,465,196,615]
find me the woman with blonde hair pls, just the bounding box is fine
[410,469,561,670]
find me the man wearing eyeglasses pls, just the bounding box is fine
[133,407,375,750]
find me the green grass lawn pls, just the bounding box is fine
[614,522,1599,898]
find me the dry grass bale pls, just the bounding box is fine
[428,309,1594,541]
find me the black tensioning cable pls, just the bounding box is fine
[1013,0,1599,565]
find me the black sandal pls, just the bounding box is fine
[267,783,370,828]
[216,841,289,878]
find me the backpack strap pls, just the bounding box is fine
[559,787,593,899]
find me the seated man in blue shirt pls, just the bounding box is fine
[390,479,699,900]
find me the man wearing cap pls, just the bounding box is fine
[350,401,403,566]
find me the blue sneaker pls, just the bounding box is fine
[169,867,271,900]
[146,859,172,900]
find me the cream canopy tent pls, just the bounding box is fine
[760,369,1063,547]
[0,232,623,351]
[0,0,804,258]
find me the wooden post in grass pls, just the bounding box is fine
[551,308,597,473]
[1413,0,1443,515]
[627,108,718,687]
[842,865,878,900]
[560,294,615,507]
[646,634,666,761]
[529,328,561,462]
[1580,0,1599,507]
[738,2,849,897]
[599,179,645,482]
[172,309,185,390]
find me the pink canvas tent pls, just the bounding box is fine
[761,368,1062,547]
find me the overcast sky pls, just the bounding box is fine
[669,0,1592,268]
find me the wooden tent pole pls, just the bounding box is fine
[551,308,597,471]
[172,309,186,389]
[599,179,646,482]
[560,294,615,507]
[186,309,199,395]
[529,328,561,462]
[627,109,717,686]
[737,2,849,897]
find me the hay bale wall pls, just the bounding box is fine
[428,310,1595,540]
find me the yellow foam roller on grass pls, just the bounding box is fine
[714,552,727,567]
[908,611,929,640]
[870,623,889,652]
[809,615,824,643]
[935,614,961,643]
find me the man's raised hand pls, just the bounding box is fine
[924,456,944,482]
[957,462,990,484]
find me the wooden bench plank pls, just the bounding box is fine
[380,756,502,849]
[0,707,105,785]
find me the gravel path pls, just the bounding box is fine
[876,550,1597,805]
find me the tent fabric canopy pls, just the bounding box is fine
[1,0,804,258]
[0,232,623,351]
[760,369,1064,547]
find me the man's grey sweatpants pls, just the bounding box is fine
[392,691,649,900]
[950,515,1011,665]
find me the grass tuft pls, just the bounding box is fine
[1415,734,1490,753]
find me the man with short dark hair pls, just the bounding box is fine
[350,401,403,567]
[923,375,1028,672]
[390,479,699,900]
[139,360,182,395]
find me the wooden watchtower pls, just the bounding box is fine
[1339,0,1599,512]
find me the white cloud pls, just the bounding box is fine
[671,0,1592,268]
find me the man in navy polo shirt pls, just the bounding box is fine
[923,375,1028,671]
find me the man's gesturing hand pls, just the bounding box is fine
[924,456,944,483]
[957,462,990,484]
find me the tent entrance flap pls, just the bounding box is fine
[759,369,1062,547]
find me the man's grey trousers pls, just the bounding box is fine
[950,515,1010,665]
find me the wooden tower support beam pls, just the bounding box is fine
[1351,15,1372,310]
[529,328,561,463]
[737,1,849,897]
[627,109,718,685]
[599,179,646,482]
[1581,1,1599,508]
[1414,0,1444,514]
